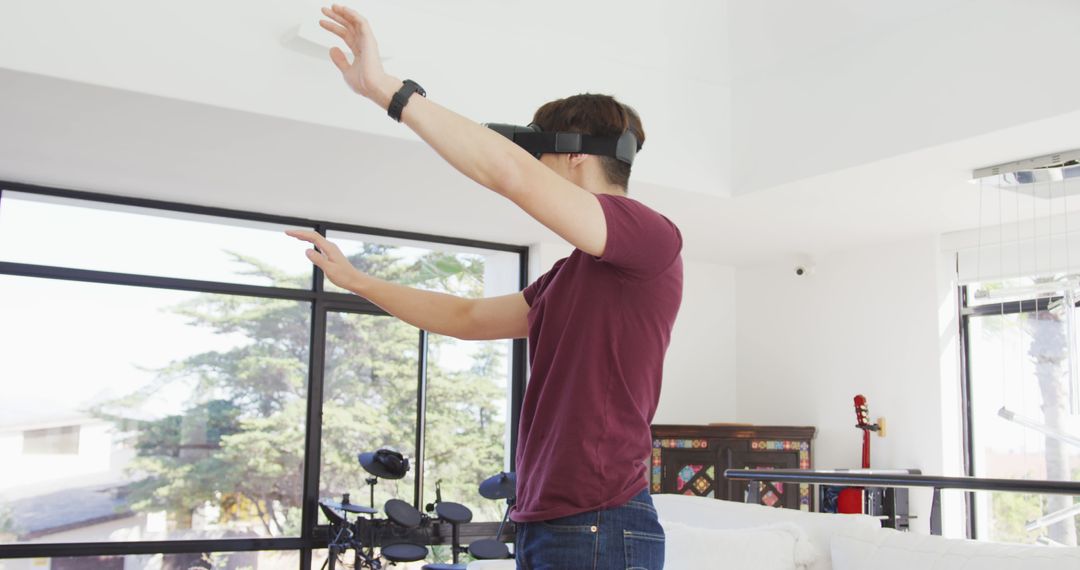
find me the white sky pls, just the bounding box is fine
[0,192,314,285]
[0,276,252,426]
[0,191,513,429]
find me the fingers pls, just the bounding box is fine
[285,229,319,242]
[319,19,357,50]
[321,6,353,31]
[322,5,379,62]
[285,230,339,258]
[329,47,351,73]
[287,229,327,250]
[320,7,362,55]
[333,4,369,31]
[305,248,329,268]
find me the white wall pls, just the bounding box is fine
[735,236,965,535]
[730,0,1080,194]
[0,0,734,198]
[528,242,574,283]
[656,261,737,424]
[529,242,738,425]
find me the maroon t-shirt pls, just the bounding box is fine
[511,193,683,523]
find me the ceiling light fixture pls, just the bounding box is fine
[972,149,1080,189]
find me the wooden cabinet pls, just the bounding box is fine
[651,424,816,511]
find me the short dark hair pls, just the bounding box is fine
[531,93,645,191]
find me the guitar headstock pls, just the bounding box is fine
[853,394,870,428]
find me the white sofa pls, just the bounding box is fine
[467,493,1080,570]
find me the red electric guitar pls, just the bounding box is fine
[853,394,884,468]
[836,395,887,515]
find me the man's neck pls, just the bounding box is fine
[581,181,626,197]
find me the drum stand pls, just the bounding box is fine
[366,476,379,511]
[466,501,513,561]
[467,471,516,561]
[322,513,383,570]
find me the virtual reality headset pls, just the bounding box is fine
[485,123,641,165]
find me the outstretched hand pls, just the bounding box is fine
[286,230,362,291]
[319,4,394,102]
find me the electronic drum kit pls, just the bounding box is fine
[318,448,516,569]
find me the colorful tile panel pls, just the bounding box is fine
[651,447,662,492]
[677,464,704,492]
[654,438,709,449]
[652,436,810,508]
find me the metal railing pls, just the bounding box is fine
[724,468,1080,535]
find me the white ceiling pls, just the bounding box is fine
[2,0,1080,266]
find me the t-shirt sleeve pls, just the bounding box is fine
[522,276,544,307]
[521,259,565,307]
[595,194,683,280]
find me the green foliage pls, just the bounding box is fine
[989,492,1042,544]
[97,246,508,538]
[133,400,242,458]
[423,338,508,520]
[319,311,423,506]
[0,504,14,536]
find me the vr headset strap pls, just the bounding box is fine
[512,132,636,164]
[513,131,583,153]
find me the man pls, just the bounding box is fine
[288,5,682,568]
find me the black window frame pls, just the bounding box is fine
[0,180,529,568]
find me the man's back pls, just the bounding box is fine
[512,193,683,523]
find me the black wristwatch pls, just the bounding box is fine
[388,79,426,122]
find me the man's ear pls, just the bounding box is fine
[568,153,589,168]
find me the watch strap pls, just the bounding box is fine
[388,79,426,122]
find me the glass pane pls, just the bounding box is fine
[0,550,299,569]
[0,191,313,287]
[423,335,511,522]
[0,276,310,544]
[323,230,520,298]
[967,306,1080,545]
[319,313,418,518]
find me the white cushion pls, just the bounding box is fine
[652,493,881,568]
[662,520,817,570]
[466,561,515,570]
[830,529,1080,570]
[463,521,814,570]
[468,495,885,570]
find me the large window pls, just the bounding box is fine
[963,279,1080,546]
[0,184,526,568]
[0,277,311,542]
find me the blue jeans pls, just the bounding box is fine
[514,488,665,570]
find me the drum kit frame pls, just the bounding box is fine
[318,448,517,570]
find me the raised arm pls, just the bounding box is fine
[319,5,608,256]
[287,230,528,340]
